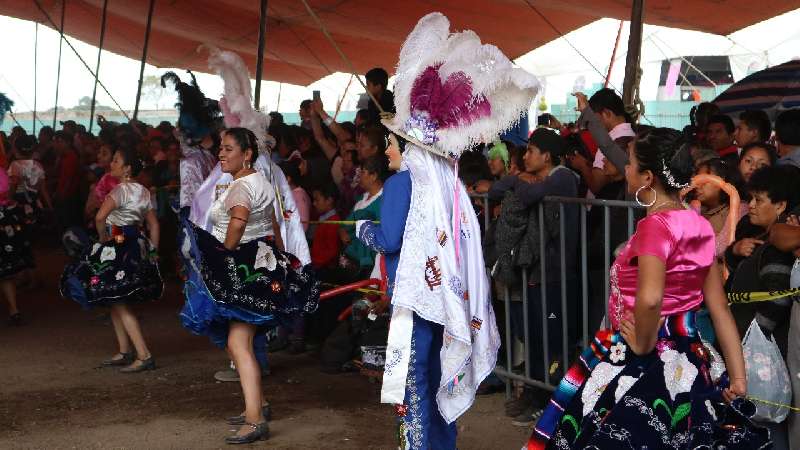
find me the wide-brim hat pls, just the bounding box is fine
[382,13,539,160]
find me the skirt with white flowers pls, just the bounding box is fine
[527,309,771,450]
[0,204,33,278]
[178,219,319,348]
[60,225,163,309]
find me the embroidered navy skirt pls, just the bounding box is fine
[0,204,33,278]
[528,310,772,449]
[178,217,319,348]
[13,191,41,226]
[60,225,163,309]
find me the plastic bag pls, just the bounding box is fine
[741,318,792,423]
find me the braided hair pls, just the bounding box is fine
[633,127,693,194]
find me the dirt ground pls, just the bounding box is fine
[0,244,530,450]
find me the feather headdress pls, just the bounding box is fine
[203,45,274,152]
[0,93,13,127]
[383,13,539,159]
[160,70,220,143]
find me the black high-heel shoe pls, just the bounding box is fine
[225,421,269,445]
[226,404,272,425]
[102,352,135,366]
[119,357,156,373]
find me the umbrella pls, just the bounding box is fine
[714,59,800,121]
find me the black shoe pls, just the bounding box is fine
[8,313,22,326]
[226,404,272,425]
[225,422,269,445]
[119,357,156,373]
[102,352,135,366]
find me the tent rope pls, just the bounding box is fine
[299,0,386,116]
[32,0,130,120]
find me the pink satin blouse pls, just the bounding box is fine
[608,209,715,330]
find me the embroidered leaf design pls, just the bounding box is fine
[671,402,691,428]
[89,262,111,273]
[561,414,579,435]
[236,264,262,283]
[653,398,673,423]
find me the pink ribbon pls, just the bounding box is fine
[452,160,461,269]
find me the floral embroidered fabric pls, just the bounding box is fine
[526,311,771,450]
[60,226,163,309]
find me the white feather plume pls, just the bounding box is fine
[387,13,540,158]
[203,45,275,152]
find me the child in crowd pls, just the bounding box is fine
[279,160,311,232]
[310,183,341,272]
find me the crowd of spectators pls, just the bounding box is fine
[2,71,800,445]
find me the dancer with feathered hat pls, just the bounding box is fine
[354,13,538,449]
[160,71,220,213]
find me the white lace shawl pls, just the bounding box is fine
[386,144,500,423]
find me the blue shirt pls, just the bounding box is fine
[357,170,412,296]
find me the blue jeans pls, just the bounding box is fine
[254,333,269,372]
[399,314,457,450]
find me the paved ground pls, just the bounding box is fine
[0,245,530,449]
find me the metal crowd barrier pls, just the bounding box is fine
[470,193,644,393]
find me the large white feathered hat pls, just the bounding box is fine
[382,13,540,160]
[203,45,276,153]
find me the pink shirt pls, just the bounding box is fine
[292,186,311,232]
[94,173,120,203]
[609,209,715,330]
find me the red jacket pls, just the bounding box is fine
[311,212,341,269]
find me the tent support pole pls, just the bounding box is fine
[254,0,269,110]
[605,20,624,88]
[133,0,156,122]
[89,0,109,133]
[33,23,38,136]
[622,0,644,120]
[53,0,66,128]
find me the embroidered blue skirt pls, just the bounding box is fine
[13,191,41,226]
[178,218,319,348]
[60,225,163,309]
[527,310,771,449]
[0,204,33,278]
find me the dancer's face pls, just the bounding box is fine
[218,132,252,174]
[109,151,130,179]
[625,140,653,195]
[385,134,402,171]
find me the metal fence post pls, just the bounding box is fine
[538,203,550,385]
[580,204,589,346]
